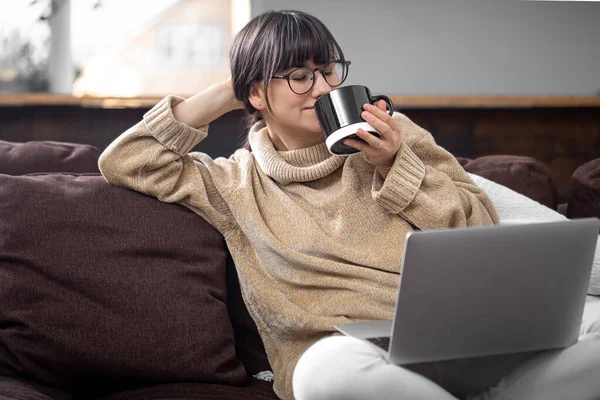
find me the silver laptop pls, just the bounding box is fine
[335,218,600,365]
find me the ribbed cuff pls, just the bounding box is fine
[372,144,426,213]
[143,95,208,156]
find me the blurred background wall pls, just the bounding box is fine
[253,0,600,96]
[1,0,599,97]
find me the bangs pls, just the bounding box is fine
[244,10,347,115]
[269,13,345,73]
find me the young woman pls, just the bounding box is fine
[99,9,600,400]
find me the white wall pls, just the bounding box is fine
[251,0,600,96]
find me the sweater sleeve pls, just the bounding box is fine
[98,95,237,234]
[371,113,499,230]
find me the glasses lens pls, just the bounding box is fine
[323,61,347,87]
[288,68,314,94]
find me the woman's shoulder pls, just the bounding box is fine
[189,147,253,166]
[189,147,255,185]
[229,147,254,163]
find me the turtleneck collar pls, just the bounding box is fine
[248,120,346,185]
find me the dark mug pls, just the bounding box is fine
[315,85,394,155]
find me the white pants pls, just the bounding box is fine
[293,297,600,400]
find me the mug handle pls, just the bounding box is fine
[370,95,394,116]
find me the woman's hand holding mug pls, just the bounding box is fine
[345,101,404,179]
[314,84,404,179]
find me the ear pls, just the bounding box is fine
[248,82,266,111]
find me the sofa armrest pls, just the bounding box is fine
[0,140,100,175]
[460,155,558,210]
[568,158,600,219]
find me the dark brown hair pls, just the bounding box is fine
[229,10,346,149]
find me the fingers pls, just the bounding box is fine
[346,103,402,169]
[354,129,381,148]
[344,128,382,150]
[363,103,394,123]
[361,104,395,139]
[343,136,365,152]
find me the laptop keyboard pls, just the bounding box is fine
[366,336,391,351]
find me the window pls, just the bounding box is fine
[0,0,251,97]
[156,22,226,68]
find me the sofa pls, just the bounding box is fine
[1,138,599,400]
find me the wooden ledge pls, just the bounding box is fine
[2,92,600,109]
[389,95,600,108]
[0,93,161,108]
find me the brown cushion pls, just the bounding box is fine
[462,155,558,210]
[455,156,471,167]
[0,377,277,400]
[0,140,101,175]
[0,173,247,397]
[0,376,72,400]
[568,158,600,219]
[557,203,569,216]
[97,380,277,400]
[226,255,271,375]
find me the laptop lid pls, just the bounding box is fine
[388,218,600,365]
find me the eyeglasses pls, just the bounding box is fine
[271,60,351,95]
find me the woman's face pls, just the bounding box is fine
[252,60,334,150]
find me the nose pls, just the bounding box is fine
[311,72,331,98]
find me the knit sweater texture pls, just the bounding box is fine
[98,95,499,399]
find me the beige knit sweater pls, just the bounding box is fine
[99,95,499,399]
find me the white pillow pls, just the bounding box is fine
[469,173,600,297]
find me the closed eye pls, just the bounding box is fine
[292,74,312,82]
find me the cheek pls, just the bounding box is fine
[285,94,305,110]
[267,85,309,116]
[274,97,305,115]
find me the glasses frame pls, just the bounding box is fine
[271,60,351,95]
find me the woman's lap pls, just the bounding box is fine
[470,297,600,400]
[293,335,460,400]
[293,297,600,400]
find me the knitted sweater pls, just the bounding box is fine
[98,95,499,399]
